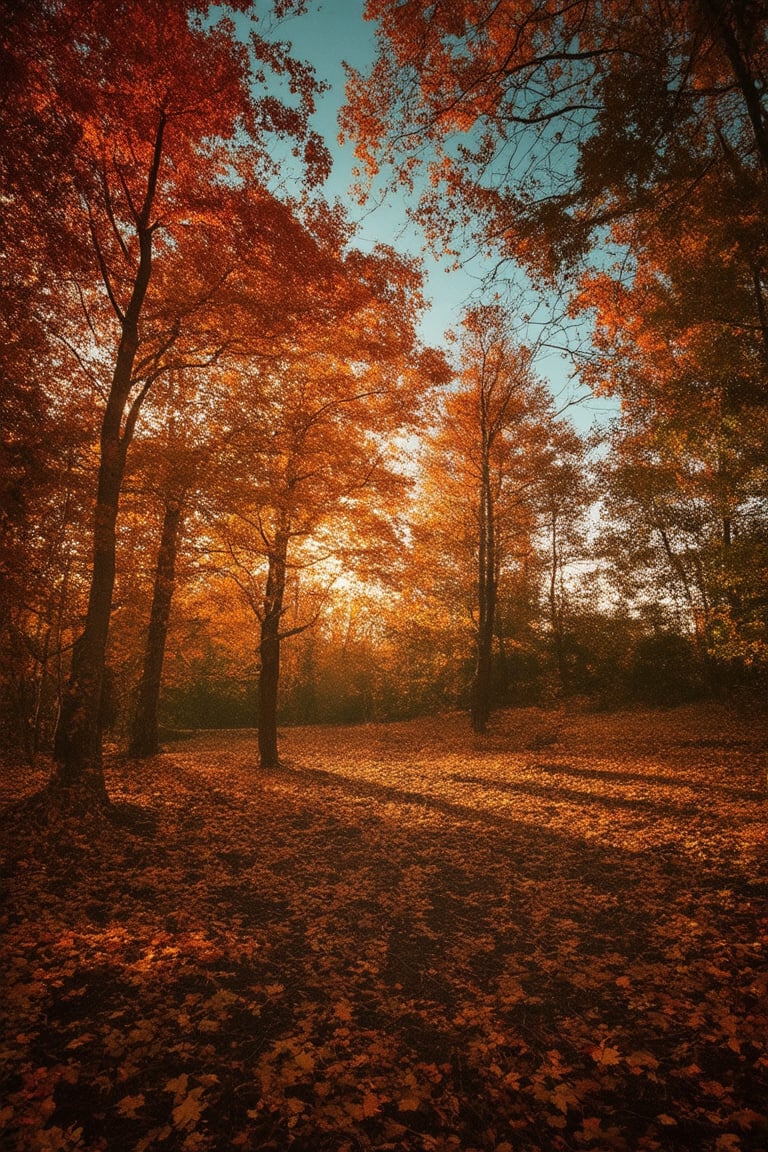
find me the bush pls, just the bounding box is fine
[629,633,703,706]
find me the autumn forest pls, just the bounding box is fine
[1,1,767,1150]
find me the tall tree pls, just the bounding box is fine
[419,305,562,732]
[3,0,330,805]
[128,481,190,760]
[211,246,446,766]
[536,427,594,696]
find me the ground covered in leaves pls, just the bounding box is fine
[1,703,767,1152]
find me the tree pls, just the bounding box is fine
[418,305,564,732]
[128,476,191,760]
[210,247,446,766]
[343,0,767,698]
[574,151,768,683]
[536,427,594,696]
[3,0,331,805]
[344,0,767,286]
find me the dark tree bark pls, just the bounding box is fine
[700,0,768,174]
[258,526,288,768]
[51,112,166,801]
[129,492,185,758]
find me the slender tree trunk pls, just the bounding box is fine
[700,0,768,174]
[129,495,185,758]
[51,433,128,800]
[548,512,568,693]
[31,626,51,761]
[471,455,496,734]
[258,529,288,768]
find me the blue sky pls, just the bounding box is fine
[276,2,486,339]
[264,1,611,432]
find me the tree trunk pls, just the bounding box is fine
[549,512,568,694]
[51,434,128,801]
[129,495,185,758]
[50,111,165,805]
[471,455,496,734]
[258,529,288,768]
[700,0,768,174]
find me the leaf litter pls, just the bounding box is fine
[1,703,766,1151]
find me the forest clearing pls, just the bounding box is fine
[1,702,766,1152]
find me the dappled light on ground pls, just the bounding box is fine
[1,704,766,1151]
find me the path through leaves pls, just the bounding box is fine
[1,704,766,1151]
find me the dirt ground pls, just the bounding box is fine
[1,702,766,1151]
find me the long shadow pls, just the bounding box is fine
[448,774,704,816]
[451,766,765,804]
[281,760,723,820]
[467,760,763,801]
[161,753,764,918]
[271,761,746,892]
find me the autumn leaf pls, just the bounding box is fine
[549,1081,580,1114]
[65,1033,95,1050]
[626,1050,660,1074]
[115,1094,145,1119]
[397,1093,422,1112]
[333,1000,354,1022]
[578,1117,607,1142]
[588,1043,622,1067]
[164,1074,189,1101]
[172,1086,205,1131]
[1,704,766,1152]
[293,1050,315,1073]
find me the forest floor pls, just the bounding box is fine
[1,703,767,1152]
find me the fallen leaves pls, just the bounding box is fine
[0,703,766,1151]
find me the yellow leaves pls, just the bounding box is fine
[22,1123,84,1151]
[576,1116,626,1146]
[729,1108,767,1131]
[397,1070,429,1112]
[548,1081,581,1114]
[3,707,767,1152]
[286,1096,307,1117]
[700,1079,731,1099]
[135,1126,172,1152]
[164,1073,189,1098]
